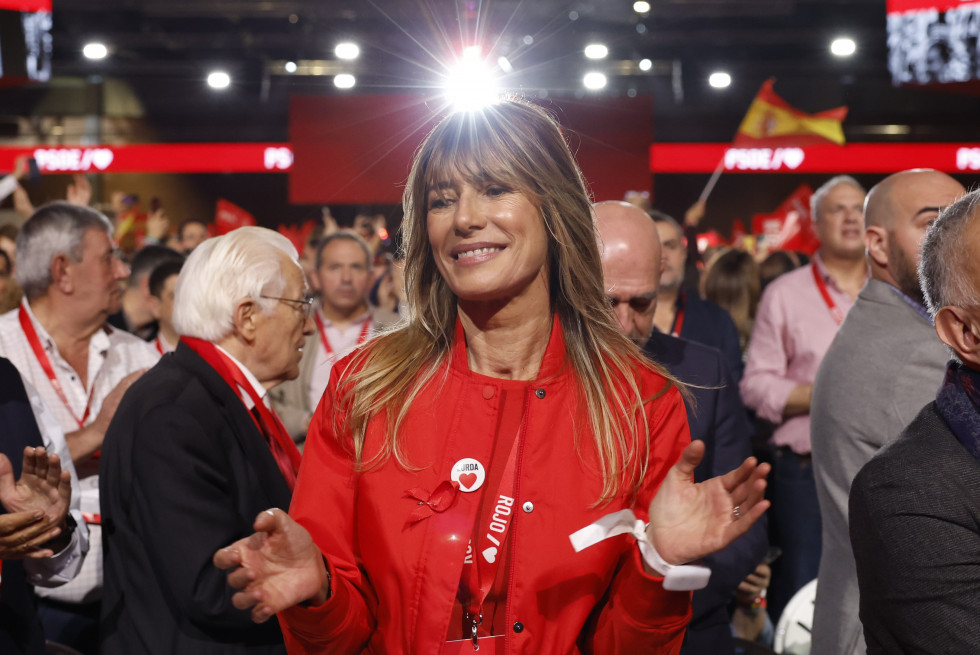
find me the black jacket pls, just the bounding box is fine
[99,344,292,654]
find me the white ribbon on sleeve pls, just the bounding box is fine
[569,509,711,591]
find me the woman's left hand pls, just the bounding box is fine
[646,440,769,565]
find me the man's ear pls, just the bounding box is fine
[865,226,889,269]
[935,305,980,367]
[231,298,259,344]
[147,295,161,321]
[51,253,73,293]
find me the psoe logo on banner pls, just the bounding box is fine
[263,147,293,171]
[724,147,805,171]
[956,147,980,171]
[33,148,114,172]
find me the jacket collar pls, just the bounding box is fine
[449,312,566,381]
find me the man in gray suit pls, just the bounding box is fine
[810,169,964,655]
[850,187,980,653]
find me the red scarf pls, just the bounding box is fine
[180,337,301,490]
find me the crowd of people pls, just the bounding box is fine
[0,97,974,655]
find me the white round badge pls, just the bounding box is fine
[451,458,486,493]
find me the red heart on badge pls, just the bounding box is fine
[459,472,477,489]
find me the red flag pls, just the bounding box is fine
[751,184,820,255]
[735,79,847,147]
[214,199,256,235]
[276,220,318,253]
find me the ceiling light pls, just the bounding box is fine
[207,71,231,90]
[708,71,731,88]
[284,61,297,73]
[584,44,608,60]
[583,72,607,90]
[830,37,856,57]
[634,1,651,13]
[638,58,652,72]
[334,74,356,89]
[83,42,108,60]
[444,49,500,112]
[335,42,360,60]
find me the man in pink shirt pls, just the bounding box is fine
[740,175,868,622]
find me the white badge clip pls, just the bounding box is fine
[569,509,712,591]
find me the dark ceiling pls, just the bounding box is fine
[3,0,976,145]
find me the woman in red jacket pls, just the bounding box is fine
[215,98,769,654]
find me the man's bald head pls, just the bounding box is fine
[864,169,965,302]
[595,201,662,344]
[865,169,963,230]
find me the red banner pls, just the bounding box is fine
[0,143,293,174]
[887,0,976,13]
[214,199,256,235]
[0,1,51,11]
[650,142,980,174]
[289,94,654,205]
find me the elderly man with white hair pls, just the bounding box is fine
[99,226,314,655]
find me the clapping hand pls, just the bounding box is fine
[0,446,72,559]
[214,508,330,623]
[647,440,769,565]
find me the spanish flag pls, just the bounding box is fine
[734,78,847,147]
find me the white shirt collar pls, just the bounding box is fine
[213,343,266,410]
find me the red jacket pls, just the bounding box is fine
[281,317,693,654]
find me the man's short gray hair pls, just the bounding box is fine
[315,229,372,271]
[14,201,114,299]
[919,188,980,319]
[810,175,865,222]
[172,226,300,342]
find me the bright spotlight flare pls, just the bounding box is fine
[444,46,501,113]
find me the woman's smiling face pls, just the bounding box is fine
[426,174,549,306]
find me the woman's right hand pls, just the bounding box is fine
[214,508,330,623]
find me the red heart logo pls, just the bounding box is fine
[459,472,477,489]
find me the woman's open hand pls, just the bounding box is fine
[647,440,769,565]
[213,508,330,623]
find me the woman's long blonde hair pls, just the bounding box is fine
[337,98,678,502]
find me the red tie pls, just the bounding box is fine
[180,337,301,490]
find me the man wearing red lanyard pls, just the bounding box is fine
[99,226,313,655]
[0,201,158,653]
[740,175,868,624]
[649,211,745,383]
[270,230,398,447]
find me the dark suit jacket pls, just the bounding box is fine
[99,344,292,654]
[0,357,47,655]
[850,402,980,654]
[645,333,767,655]
[678,293,745,384]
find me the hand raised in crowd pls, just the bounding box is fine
[736,562,772,606]
[646,440,769,566]
[13,183,34,219]
[66,174,92,207]
[214,508,329,623]
[12,155,29,181]
[145,208,171,242]
[0,446,72,559]
[684,199,706,227]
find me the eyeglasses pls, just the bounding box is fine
[607,294,656,313]
[260,293,315,317]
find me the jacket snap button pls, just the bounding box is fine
[482,385,495,399]
[522,501,534,513]
[513,621,524,633]
[534,388,545,399]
